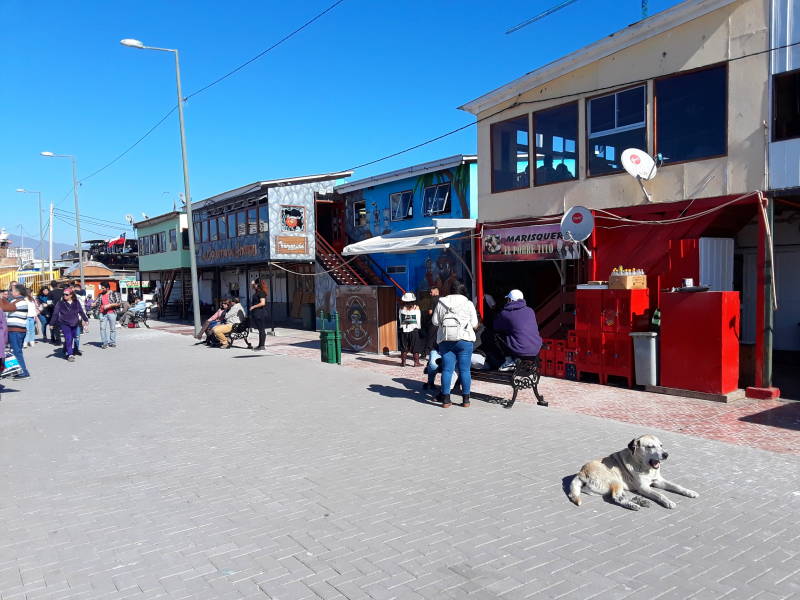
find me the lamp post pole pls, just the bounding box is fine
[15,189,43,266]
[121,38,202,336]
[40,152,84,287]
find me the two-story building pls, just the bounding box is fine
[333,155,478,295]
[460,0,795,397]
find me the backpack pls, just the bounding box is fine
[440,300,465,342]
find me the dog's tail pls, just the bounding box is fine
[568,474,584,506]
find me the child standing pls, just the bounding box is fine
[398,292,422,367]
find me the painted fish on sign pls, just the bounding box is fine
[482,223,579,262]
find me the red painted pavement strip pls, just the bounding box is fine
[149,323,800,455]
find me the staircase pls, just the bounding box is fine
[315,232,405,294]
[536,287,576,338]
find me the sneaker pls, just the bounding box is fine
[101,344,108,349]
[108,344,116,348]
[253,346,266,351]
[67,355,75,362]
[498,357,516,372]
[13,373,30,380]
[74,349,83,356]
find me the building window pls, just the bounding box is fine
[534,102,578,184]
[386,265,407,274]
[258,205,269,232]
[201,220,209,242]
[140,236,149,255]
[248,208,258,234]
[656,65,726,163]
[390,191,414,221]
[209,218,218,242]
[588,85,646,175]
[169,229,177,251]
[237,210,247,236]
[159,232,167,253]
[193,222,200,245]
[423,183,451,215]
[182,229,189,249]
[217,216,227,240]
[491,115,530,192]
[227,213,237,238]
[353,200,367,227]
[773,68,800,141]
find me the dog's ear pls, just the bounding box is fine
[628,438,638,453]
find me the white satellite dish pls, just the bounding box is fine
[560,206,594,258]
[124,214,134,224]
[621,148,657,202]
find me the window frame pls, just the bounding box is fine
[258,205,269,232]
[585,83,648,178]
[217,215,227,240]
[532,100,580,187]
[772,67,800,142]
[422,183,452,216]
[169,228,178,251]
[654,62,728,166]
[236,210,247,237]
[390,190,414,221]
[490,113,532,193]
[353,199,367,228]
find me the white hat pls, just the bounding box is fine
[401,292,416,302]
[506,289,524,301]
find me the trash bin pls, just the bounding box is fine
[318,311,342,365]
[630,332,658,386]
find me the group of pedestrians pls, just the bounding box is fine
[196,279,270,350]
[401,283,542,409]
[1,279,129,381]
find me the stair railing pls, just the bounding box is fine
[315,232,368,285]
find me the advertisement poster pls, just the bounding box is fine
[482,223,579,262]
[336,287,378,353]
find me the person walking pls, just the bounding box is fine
[95,283,121,349]
[23,287,37,347]
[249,279,269,351]
[0,302,7,380]
[51,287,89,362]
[2,284,33,379]
[431,282,478,408]
[48,280,63,344]
[36,286,52,341]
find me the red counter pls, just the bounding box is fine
[660,291,740,394]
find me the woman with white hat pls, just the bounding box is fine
[398,292,422,367]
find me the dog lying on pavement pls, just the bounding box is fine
[568,434,699,510]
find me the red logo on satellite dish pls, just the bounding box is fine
[572,212,583,224]
[630,154,641,165]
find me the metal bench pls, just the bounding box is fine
[456,358,547,409]
[225,319,252,349]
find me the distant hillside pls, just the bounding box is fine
[6,233,75,260]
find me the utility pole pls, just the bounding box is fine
[49,202,54,274]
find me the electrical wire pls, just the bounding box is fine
[54,208,131,229]
[185,0,348,100]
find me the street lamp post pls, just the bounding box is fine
[40,152,84,287]
[15,188,43,268]
[121,37,202,336]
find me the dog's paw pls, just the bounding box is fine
[631,496,651,508]
[662,499,677,509]
[684,489,699,498]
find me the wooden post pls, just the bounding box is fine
[474,223,484,319]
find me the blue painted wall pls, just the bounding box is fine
[343,162,476,295]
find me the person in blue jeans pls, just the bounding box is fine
[1,285,33,379]
[431,282,478,408]
[95,284,121,349]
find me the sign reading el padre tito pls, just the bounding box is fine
[482,223,579,262]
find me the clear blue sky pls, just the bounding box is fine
[1,0,683,245]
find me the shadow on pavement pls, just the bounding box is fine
[739,401,800,431]
[357,356,403,368]
[367,377,441,407]
[287,340,320,350]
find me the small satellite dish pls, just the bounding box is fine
[560,206,595,259]
[124,214,134,224]
[621,148,657,201]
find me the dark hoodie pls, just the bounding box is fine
[492,299,542,357]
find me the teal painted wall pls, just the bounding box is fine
[136,216,190,272]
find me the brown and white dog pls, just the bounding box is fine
[568,434,699,510]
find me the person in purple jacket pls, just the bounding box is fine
[51,287,89,362]
[493,289,542,371]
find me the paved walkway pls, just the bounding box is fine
[151,321,800,456]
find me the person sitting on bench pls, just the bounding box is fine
[119,295,147,327]
[493,289,542,371]
[212,298,244,348]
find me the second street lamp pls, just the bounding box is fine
[121,37,202,336]
[15,188,43,268]
[40,152,84,287]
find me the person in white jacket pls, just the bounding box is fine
[431,282,478,408]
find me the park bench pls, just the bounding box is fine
[225,318,252,349]
[455,358,548,409]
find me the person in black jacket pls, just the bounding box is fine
[48,280,63,344]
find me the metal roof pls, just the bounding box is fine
[334,155,476,194]
[458,0,739,115]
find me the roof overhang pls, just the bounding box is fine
[334,155,476,194]
[342,219,476,255]
[133,211,182,229]
[458,0,739,115]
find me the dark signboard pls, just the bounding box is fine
[196,232,269,267]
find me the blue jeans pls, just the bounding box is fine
[24,317,36,345]
[439,339,474,395]
[38,314,49,340]
[8,331,29,377]
[426,348,441,386]
[100,312,117,346]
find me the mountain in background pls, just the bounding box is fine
[5,233,75,259]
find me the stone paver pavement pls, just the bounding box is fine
[1,326,799,599]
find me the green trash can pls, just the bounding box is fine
[318,312,342,365]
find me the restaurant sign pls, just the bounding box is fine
[482,223,579,262]
[196,233,269,267]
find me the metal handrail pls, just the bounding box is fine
[359,253,406,295]
[315,232,368,285]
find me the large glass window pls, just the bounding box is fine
[227,213,237,238]
[390,191,414,221]
[182,229,189,249]
[773,68,800,141]
[237,210,247,236]
[656,65,726,162]
[217,216,227,240]
[209,218,218,242]
[258,205,269,232]
[141,236,150,255]
[193,222,201,245]
[588,86,646,175]
[201,219,209,242]
[159,232,167,253]
[534,102,579,185]
[169,229,177,251]
[491,115,530,192]
[248,208,258,234]
[423,183,451,215]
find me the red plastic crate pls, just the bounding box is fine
[555,341,566,363]
[567,330,577,349]
[545,359,555,377]
[555,361,565,378]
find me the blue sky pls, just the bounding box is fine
[1,0,683,246]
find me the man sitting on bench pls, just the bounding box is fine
[493,289,542,371]
[212,298,244,349]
